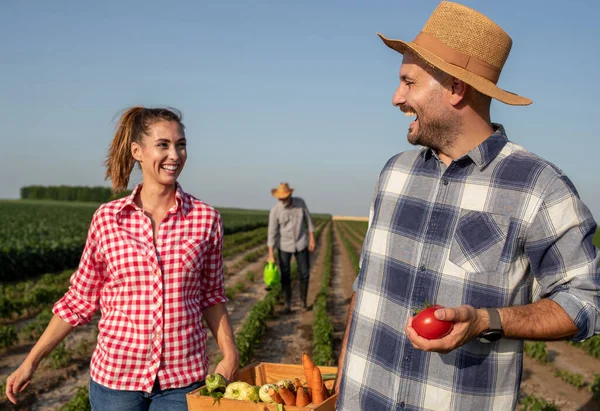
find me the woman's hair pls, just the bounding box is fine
[105,106,184,192]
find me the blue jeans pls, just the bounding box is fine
[89,378,203,411]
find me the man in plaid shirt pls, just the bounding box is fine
[335,2,600,410]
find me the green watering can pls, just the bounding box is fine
[263,262,281,287]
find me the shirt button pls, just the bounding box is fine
[442,179,449,185]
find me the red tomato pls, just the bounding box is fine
[412,305,454,339]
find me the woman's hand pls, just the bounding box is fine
[214,350,239,382]
[5,361,37,404]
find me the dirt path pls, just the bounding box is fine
[250,222,331,366]
[520,342,600,410]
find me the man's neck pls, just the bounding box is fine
[437,117,494,166]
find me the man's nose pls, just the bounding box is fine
[392,85,406,107]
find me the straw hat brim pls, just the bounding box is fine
[272,188,294,199]
[377,33,532,106]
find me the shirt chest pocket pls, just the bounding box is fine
[449,211,510,273]
[278,213,293,227]
[179,239,209,274]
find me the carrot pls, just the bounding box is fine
[302,353,316,393]
[312,366,325,404]
[278,386,296,406]
[294,377,303,390]
[268,387,284,404]
[296,386,311,406]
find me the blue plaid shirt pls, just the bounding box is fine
[337,125,600,411]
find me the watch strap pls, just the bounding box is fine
[484,308,502,332]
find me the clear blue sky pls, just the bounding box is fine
[1,0,598,220]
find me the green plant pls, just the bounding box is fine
[0,324,18,349]
[519,393,560,411]
[235,284,281,367]
[60,385,91,411]
[590,374,600,401]
[524,341,550,364]
[553,368,585,389]
[569,335,600,358]
[312,223,335,366]
[336,223,360,275]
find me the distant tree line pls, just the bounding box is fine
[20,185,131,203]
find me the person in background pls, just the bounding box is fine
[334,2,600,410]
[5,107,238,410]
[267,182,315,313]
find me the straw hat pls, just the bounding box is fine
[271,182,294,199]
[378,1,531,106]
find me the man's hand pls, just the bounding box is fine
[214,351,239,383]
[267,255,275,263]
[308,235,316,253]
[405,305,488,354]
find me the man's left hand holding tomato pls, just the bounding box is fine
[405,305,490,354]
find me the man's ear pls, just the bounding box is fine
[131,142,142,162]
[449,78,468,106]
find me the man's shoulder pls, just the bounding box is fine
[292,197,306,206]
[377,148,427,177]
[499,142,565,179]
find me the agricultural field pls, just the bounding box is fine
[0,200,288,282]
[0,199,599,410]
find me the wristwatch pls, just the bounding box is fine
[478,308,503,343]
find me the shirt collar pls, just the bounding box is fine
[116,182,190,218]
[421,123,508,170]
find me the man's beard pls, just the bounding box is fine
[400,92,461,151]
[409,115,460,151]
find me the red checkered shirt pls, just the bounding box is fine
[53,183,227,392]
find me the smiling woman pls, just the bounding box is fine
[5,106,239,411]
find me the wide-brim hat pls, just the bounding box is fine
[271,182,294,199]
[378,1,531,106]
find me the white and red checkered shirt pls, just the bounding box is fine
[53,183,227,392]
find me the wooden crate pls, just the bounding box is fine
[186,362,338,411]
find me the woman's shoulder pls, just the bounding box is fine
[184,192,221,221]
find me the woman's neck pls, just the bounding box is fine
[136,182,177,213]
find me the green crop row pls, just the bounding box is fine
[0,200,270,282]
[236,283,282,368]
[336,222,360,276]
[569,335,600,359]
[0,270,72,322]
[312,223,335,366]
[519,393,560,411]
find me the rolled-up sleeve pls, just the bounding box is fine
[53,214,106,327]
[200,212,227,311]
[525,175,600,341]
